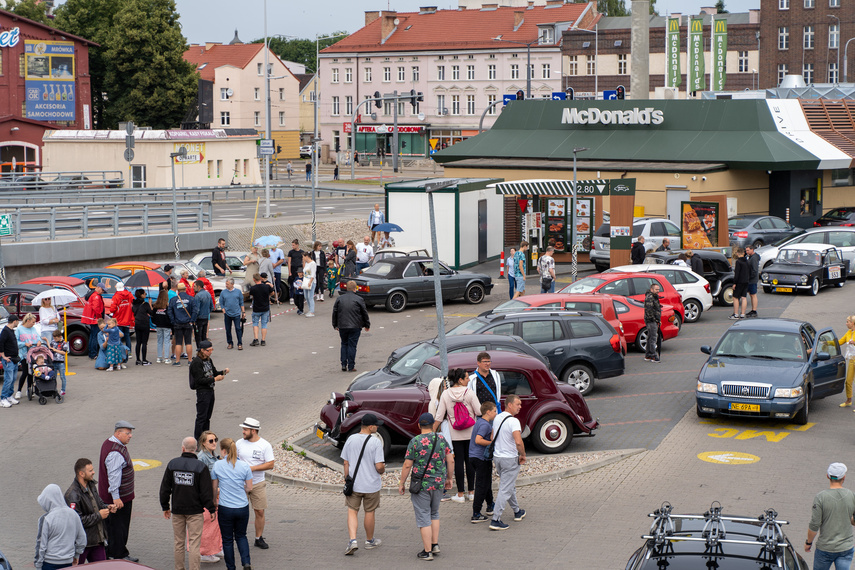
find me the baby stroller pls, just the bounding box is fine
[27,345,62,405]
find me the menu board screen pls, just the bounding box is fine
[575,197,594,252]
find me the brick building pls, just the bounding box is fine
[759,0,851,89]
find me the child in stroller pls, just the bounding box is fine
[28,346,62,404]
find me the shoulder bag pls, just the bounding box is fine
[409,434,438,494]
[343,435,372,496]
[484,415,511,461]
[475,370,502,412]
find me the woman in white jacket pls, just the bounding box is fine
[434,368,481,503]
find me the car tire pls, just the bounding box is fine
[561,363,595,396]
[794,392,809,425]
[683,299,702,323]
[696,405,714,419]
[751,239,764,249]
[636,329,664,354]
[763,285,772,294]
[385,291,407,313]
[837,279,845,288]
[347,426,392,458]
[809,278,820,296]
[464,283,486,304]
[718,284,734,306]
[531,413,573,454]
[67,328,88,357]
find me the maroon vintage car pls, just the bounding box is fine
[316,352,599,456]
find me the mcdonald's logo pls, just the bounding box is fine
[691,18,703,32]
[715,20,727,33]
[669,18,680,32]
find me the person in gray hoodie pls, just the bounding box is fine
[34,483,86,570]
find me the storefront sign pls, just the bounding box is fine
[343,122,352,133]
[561,107,664,126]
[711,19,727,91]
[688,17,706,92]
[666,18,681,88]
[173,142,205,164]
[24,40,76,121]
[681,201,718,249]
[0,26,20,48]
[356,125,424,133]
[166,130,227,139]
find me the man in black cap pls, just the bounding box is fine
[341,413,386,555]
[190,340,229,440]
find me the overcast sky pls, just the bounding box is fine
[49,0,760,45]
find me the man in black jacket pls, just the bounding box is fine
[211,238,229,276]
[687,250,704,276]
[332,281,371,373]
[65,458,113,563]
[643,283,662,363]
[159,436,216,570]
[0,315,20,407]
[191,340,229,440]
[731,247,750,320]
[631,236,647,264]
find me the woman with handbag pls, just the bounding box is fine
[195,431,224,563]
[840,315,855,408]
[342,241,358,279]
[433,368,480,503]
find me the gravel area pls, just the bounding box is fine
[293,218,368,247]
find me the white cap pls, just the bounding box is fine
[828,462,847,479]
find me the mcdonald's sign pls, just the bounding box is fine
[666,18,681,87]
[688,17,706,92]
[712,19,728,91]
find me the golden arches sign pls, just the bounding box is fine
[668,18,680,32]
[690,18,703,33]
[715,20,726,33]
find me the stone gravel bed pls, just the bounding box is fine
[293,219,371,247]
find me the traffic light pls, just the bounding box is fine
[373,91,382,109]
[276,145,282,154]
[616,85,626,100]
[401,140,407,149]
[515,90,525,100]
[408,89,423,111]
[566,87,574,100]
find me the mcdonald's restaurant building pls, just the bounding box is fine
[432,98,855,265]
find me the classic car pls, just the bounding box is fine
[760,244,849,295]
[68,268,132,301]
[559,271,686,323]
[340,256,493,312]
[696,318,844,424]
[727,214,804,249]
[190,251,248,280]
[757,227,855,277]
[645,249,735,306]
[370,247,431,266]
[316,352,599,456]
[347,333,548,391]
[20,276,89,309]
[605,264,713,323]
[105,261,163,275]
[446,310,624,395]
[0,285,89,356]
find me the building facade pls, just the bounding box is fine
[0,9,95,172]
[317,2,599,161]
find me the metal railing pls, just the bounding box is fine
[0,170,125,191]
[3,200,212,242]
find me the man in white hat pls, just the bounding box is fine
[235,418,274,550]
[806,462,855,569]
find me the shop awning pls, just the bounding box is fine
[488,179,606,195]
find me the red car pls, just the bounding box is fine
[316,351,598,455]
[20,276,89,310]
[0,284,89,356]
[559,272,686,324]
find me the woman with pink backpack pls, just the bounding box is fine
[433,368,481,503]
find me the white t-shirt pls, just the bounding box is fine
[492,411,522,459]
[235,437,274,484]
[302,260,317,290]
[39,307,59,333]
[356,243,374,263]
[340,433,385,494]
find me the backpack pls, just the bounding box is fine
[451,389,476,431]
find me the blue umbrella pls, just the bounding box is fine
[372,223,404,233]
[254,234,284,247]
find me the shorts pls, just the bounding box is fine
[747,283,758,295]
[252,311,270,329]
[515,278,526,293]
[345,490,381,512]
[247,480,267,510]
[173,325,193,345]
[410,488,442,528]
[734,283,748,299]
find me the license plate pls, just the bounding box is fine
[775,287,793,293]
[316,428,324,439]
[729,402,760,412]
[830,266,841,279]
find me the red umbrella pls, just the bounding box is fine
[123,269,169,288]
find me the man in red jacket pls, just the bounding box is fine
[196,271,215,303]
[109,282,134,357]
[82,283,106,359]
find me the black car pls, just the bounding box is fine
[646,249,734,306]
[813,206,855,227]
[446,310,624,395]
[728,215,804,249]
[341,256,493,313]
[760,244,848,296]
[348,333,548,391]
[626,502,808,569]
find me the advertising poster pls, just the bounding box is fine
[173,142,206,164]
[688,18,706,92]
[574,197,594,252]
[681,201,718,249]
[25,40,76,122]
[666,18,681,88]
[712,19,728,91]
[546,198,566,252]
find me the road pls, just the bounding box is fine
[211,195,379,227]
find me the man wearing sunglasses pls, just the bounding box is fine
[190,340,230,440]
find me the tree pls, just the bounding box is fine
[591,0,628,17]
[4,0,50,24]
[260,33,348,73]
[715,0,728,13]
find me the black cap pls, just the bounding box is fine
[418,412,434,426]
[361,413,384,426]
[199,340,213,349]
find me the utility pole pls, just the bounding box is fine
[392,90,399,173]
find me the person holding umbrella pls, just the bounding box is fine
[367,204,385,246]
[38,297,60,343]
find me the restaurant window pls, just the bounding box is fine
[831,169,853,186]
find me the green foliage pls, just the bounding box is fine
[715,0,728,13]
[258,33,348,73]
[595,0,629,17]
[3,0,50,24]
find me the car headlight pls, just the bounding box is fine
[697,381,718,394]
[800,275,808,284]
[774,386,804,398]
[761,272,768,282]
[368,380,392,390]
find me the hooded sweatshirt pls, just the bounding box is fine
[434,385,481,441]
[34,483,86,569]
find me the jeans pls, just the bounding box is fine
[470,456,494,515]
[194,318,209,348]
[41,563,72,570]
[645,321,660,360]
[356,262,369,273]
[195,390,215,441]
[507,275,515,300]
[305,290,315,314]
[218,505,251,570]
[541,280,555,294]
[1,359,17,399]
[251,311,269,329]
[156,327,172,359]
[339,328,361,370]
[89,324,100,359]
[272,272,283,301]
[814,547,855,570]
[52,362,66,392]
[224,314,243,346]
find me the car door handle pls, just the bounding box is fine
[552,348,564,354]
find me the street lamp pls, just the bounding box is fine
[425,178,458,377]
[571,147,588,282]
[169,147,188,260]
[493,36,540,98]
[829,15,841,84]
[574,24,598,99]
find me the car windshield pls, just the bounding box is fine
[714,330,806,361]
[362,262,394,277]
[772,234,800,247]
[185,261,205,276]
[776,249,821,266]
[447,318,487,336]
[494,300,530,311]
[73,284,90,299]
[561,277,605,294]
[389,342,440,376]
[728,217,753,229]
[821,208,855,221]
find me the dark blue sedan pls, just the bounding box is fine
[696,318,845,425]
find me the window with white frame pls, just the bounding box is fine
[279,87,284,101]
[398,101,405,116]
[738,51,749,72]
[220,111,230,125]
[437,66,445,80]
[220,88,229,100]
[830,0,839,7]
[829,24,839,48]
[586,55,595,75]
[345,68,352,83]
[452,65,460,80]
[804,25,814,49]
[777,63,788,85]
[618,54,627,75]
[510,64,519,79]
[332,68,339,83]
[803,63,814,84]
[257,63,263,75]
[131,165,146,188]
[542,63,550,79]
[804,0,814,7]
[451,95,460,115]
[467,65,475,80]
[487,94,497,114]
[364,67,372,82]
[829,62,839,83]
[488,64,496,79]
[539,27,554,44]
[437,94,446,115]
[383,67,391,82]
[778,27,789,50]
[466,94,475,115]
[568,56,578,75]
[529,64,534,78]
[412,66,419,81]
[279,111,285,126]
[346,96,353,115]
[332,96,340,115]
[254,111,260,126]
[383,101,392,115]
[779,0,788,8]
[398,66,405,81]
[254,87,260,100]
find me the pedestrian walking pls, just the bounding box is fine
[168,283,198,366]
[191,340,229,440]
[109,282,134,356]
[342,413,386,556]
[64,458,112,564]
[132,289,153,366]
[469,401,497,523]
[840,316,855,408]
[287,240,304,304]
[192,281,212,349]
[235,418,275,551]
[99,421,138,562]
[731,247,749,320]
[367,204,385,245]
[160,436,217,570]
[311,241,328,302]
[152,291,173,364]
[805,462,855,570]
[302,252,317,318]
[342,241,358,279]
[219,279,245,350]
[398,413,453,561]
[643,283,662,363]
[538,246,556,293]
[507,248,516,300]
[489,395,526,531]
[195,432,223,563]
[745,244,760,317]
[356,236,374,273]
[427,377,453,501]
[333,164,339,180]
[247,275,273,346]
[512,242,528,299]
[211,438,253,570]
[332,281,370,372]
[0,315,20,408]
[82,283,106,359]
[285,161,292,181]
[354,151,359,166]
[433,368,480,503]
[631,236,647,264]
[305,161,312,181]
[211,238,229,277]
[34,483,86,570]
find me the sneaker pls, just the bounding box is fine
[345,539,358,555]
[59,391,64,397]
[289,298,294,305]
[250,339,260,347]
[644,357,654,362]
[471,513,490,523]
[297,310,304,315]
[341,366,347,372]
[156,358,162,363]
[467,491,474,501]
[364,537,381,549]
[200,555,220,563]
[142,360,152,366]
[441,493,451,502]
[254,536,269,549]
[260,340,266,346]
[450,495,465,503]
[514,509,526,521]
[489,519,510,531]
[416,550,433,561]
[107,366,114,371]
[242,566,252,570]
[172,362,181,367]
[486,502,495,515]
[14,391,21,399]
[319,295,324,302]
[163,359,172,365]
[652,358,661,364]
[728,314,740,320]
[305,313,315,318]
[746,310,758,317]
[740,314,746,319]
[8,395,19,404]
[120,364,127,369]
[181,353,188,359]
[431,544,440,555]
[0,399,11,408]
[135,360,142,366]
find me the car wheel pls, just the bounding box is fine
[67,328,88,357]
[794,391,810,425]
[718,284,734,306]
[696,405,714,419]
[751,239,764,249]
[531,413,573,454]
[561,363,595,395]
[385,291,407,313]
[683,299,702,323]
[837,279,845,288]
[636,330,664,353]
[464,283,486,304]
[346,425,392,458]
[763,285,772,294]
[809,278,820,296]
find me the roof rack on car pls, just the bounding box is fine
[643,501,789,552]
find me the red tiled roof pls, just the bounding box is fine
[322,4,593,54]
[183,43,264,81]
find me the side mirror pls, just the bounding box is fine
[816,351,831,361]
[700,345,711,355]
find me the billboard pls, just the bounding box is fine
[681,201,719,249]
[24,40,76,121]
